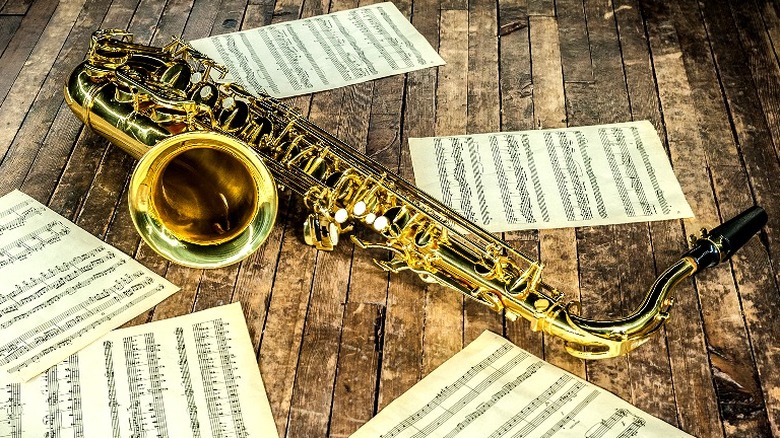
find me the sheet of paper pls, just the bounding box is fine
[0,190,178,383]
[0,302,279,438]
[352,331,692,438]
[190,2,445,98]
[409,121,694,232]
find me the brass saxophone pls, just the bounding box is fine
[64,29,766,359]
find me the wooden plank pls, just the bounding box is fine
[611,0,678,425]
[328,0,404,433]
[441,0,466,11]
[68,0,169,244]
[327,0,408,420]
[497,0,533,132]
[0,0,32,15]
[0,0,87,179]
[463,0,504,344]
[244,0,317,346]
[528,15,585,377]
[0,15,21,57]
[497,0,544,357]
[728,0,780,163]
[181,0,222,41]
[556,0,592,84]
[9,0,114,203]
[284,244,353,438]
[285,0,379,433]
[276,0,377,433]
[329,302,383,437]
[758,1,780,76]
[527,0,554,17]
[421,7,466,374]
[153,0,198,40]
[244,1,276,27]
[693,0,780,434]
[258,218,318,436]
[47,0,143,221]
[558,0,654,409]
[210,0,248,35]
[640,1,731,436]
[0,0,58,105]
[80,0,191,331]
[242,1,319,434]
[377,0,429,410]
[661,1,772,436]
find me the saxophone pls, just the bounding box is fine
[64,29,766,359]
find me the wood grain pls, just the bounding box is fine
[2,1,779,436]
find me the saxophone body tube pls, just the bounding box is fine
[64,29,768,359]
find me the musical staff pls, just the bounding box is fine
[0,190,177,383]
[0,356,84,438]
[191,2,444,99]
[43,356,84,438]
[0,383,22,438]
[0,221,69,268]
[382,344,515,437]
[409,121,693,233]
[194,318,248,437]
[120,333,169,436]
[0,304,278,438]
[175,327,202,438]
[586,409,629,438]
[617,417,647,438]
[0,199,44,236]
[353,331,693,438]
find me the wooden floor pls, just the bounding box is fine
[2,0,780,436]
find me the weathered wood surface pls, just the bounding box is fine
[2,0,780,436]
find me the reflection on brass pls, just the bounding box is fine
[64,30,767,358]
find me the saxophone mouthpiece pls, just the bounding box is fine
[686,206,767,270]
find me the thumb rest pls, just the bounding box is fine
[64,29,767,359]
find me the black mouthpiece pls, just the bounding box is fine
[685,206,767,269]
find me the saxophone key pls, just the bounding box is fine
[334,208,348,224]
[352,201,366,216]
[303,213,338,251]
[372,215,388,231]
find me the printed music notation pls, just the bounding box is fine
[350,331,693,438]
[409,121,694,232]
[190,2,445,98]
[0,191,178,383]
[0,303,278,438]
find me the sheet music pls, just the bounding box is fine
[0,190,178,383]
[190,2,444,98]
[351,331,692,438]
[0,302,279,438]
[409,121,693,232]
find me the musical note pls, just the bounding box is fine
[355,331,693,437]
[2,303,277,438]
[408,120,693,233]
[586,408,629,438]
[191,3,444,99]
[0,191,177,383]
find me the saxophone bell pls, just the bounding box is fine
[64,30,278,269]
[128,131,277,269]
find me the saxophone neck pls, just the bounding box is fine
[541,259,696,359]
[537,206,768,359]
